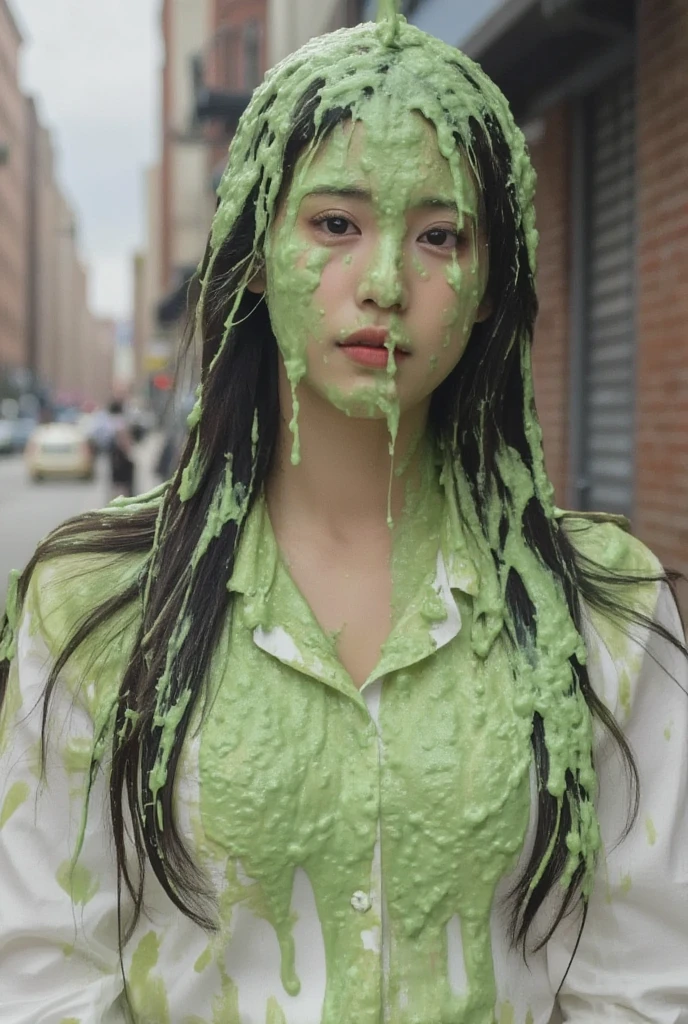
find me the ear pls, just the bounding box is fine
[246,261,266,295]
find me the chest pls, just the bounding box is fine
[196,619,534,1020]
[198,628,533,880]
[282,544,394,689]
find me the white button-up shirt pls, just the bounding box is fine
[0,503,687,1023]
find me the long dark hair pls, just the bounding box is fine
[0,25,685,966]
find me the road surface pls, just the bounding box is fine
[0,433,162,608]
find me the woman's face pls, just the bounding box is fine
[252,100,490,422]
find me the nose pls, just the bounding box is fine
[355,235,408,312]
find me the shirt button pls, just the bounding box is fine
[351,890,372,913]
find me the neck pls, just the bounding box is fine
[266,366,431,543]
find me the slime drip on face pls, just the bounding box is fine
[260,93,489,468]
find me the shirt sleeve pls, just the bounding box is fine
[546,581,688,1021]
[0,600,127,1023]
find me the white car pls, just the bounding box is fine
[25,423,95,482]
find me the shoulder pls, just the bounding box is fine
[27,547,146,644]
[557,512,680,719]
[557,511,662,581]
[558,510,663,626]
[22,547,146,710]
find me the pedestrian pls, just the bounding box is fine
[1,5,687,1022]
[107,398,136,499]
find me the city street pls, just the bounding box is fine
[0,432,162,608]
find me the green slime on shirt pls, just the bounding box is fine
[129,931,171,1024]
[174,9,598,1013]
[2,3,662,1021]
[0,780,30,829]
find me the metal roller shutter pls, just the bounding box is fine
[581,69,636,516]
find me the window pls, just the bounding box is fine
[243,20,261,92]
[217,25,241,92]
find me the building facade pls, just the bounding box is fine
[89,318,116,408]
[160,0,215,304]
[152,0,218,390]
[0,1,111,411]
[154,0,270,347]
[25,99,109,410]
[0,0,27,379]
[268,0,365,64]
[204,0,268,183]
[25,99,58,392]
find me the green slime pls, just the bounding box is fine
[0,2,665,1021]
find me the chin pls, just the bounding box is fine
[322,379,398,419]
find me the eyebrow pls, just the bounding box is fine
[303,185,465,215]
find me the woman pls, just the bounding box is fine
[107,399,136,499]
[0,7,686,1022]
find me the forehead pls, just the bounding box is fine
[290,104,480,216]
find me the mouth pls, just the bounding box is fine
[336,327,411,366]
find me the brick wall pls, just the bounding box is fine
[529,104,572,506]
[635,0,688,586]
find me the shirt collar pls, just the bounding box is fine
[226,497,280,624]
[226,462,483,694]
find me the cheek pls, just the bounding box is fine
[266,239,333,346]
[442,266,484,332]
[315,254,351,297]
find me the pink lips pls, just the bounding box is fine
[337,327,410,369]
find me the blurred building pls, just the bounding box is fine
[26,99,58,393]
[267,0,426,59]
[155,0,215,343]
[0,0,28,381]
[148,0,270,375]
[26,108,109,410]
[132,249,147,390]
[199,0,268,188]
[268,0,364,63]
[130,1,215,405]
[89,318,116,407]
[1,1,111,412]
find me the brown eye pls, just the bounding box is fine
[312,213,356,237]
[425,229,452,246]
[323,217,351,235]
[419,226,470,252]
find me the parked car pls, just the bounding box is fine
[25,423,95,482]
[0,420,14,455]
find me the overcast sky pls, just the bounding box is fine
[13,0,162,321]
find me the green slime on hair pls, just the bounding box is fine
[184,12,600,1006]
[1,6,663,1021]
[141,12,591,1018]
